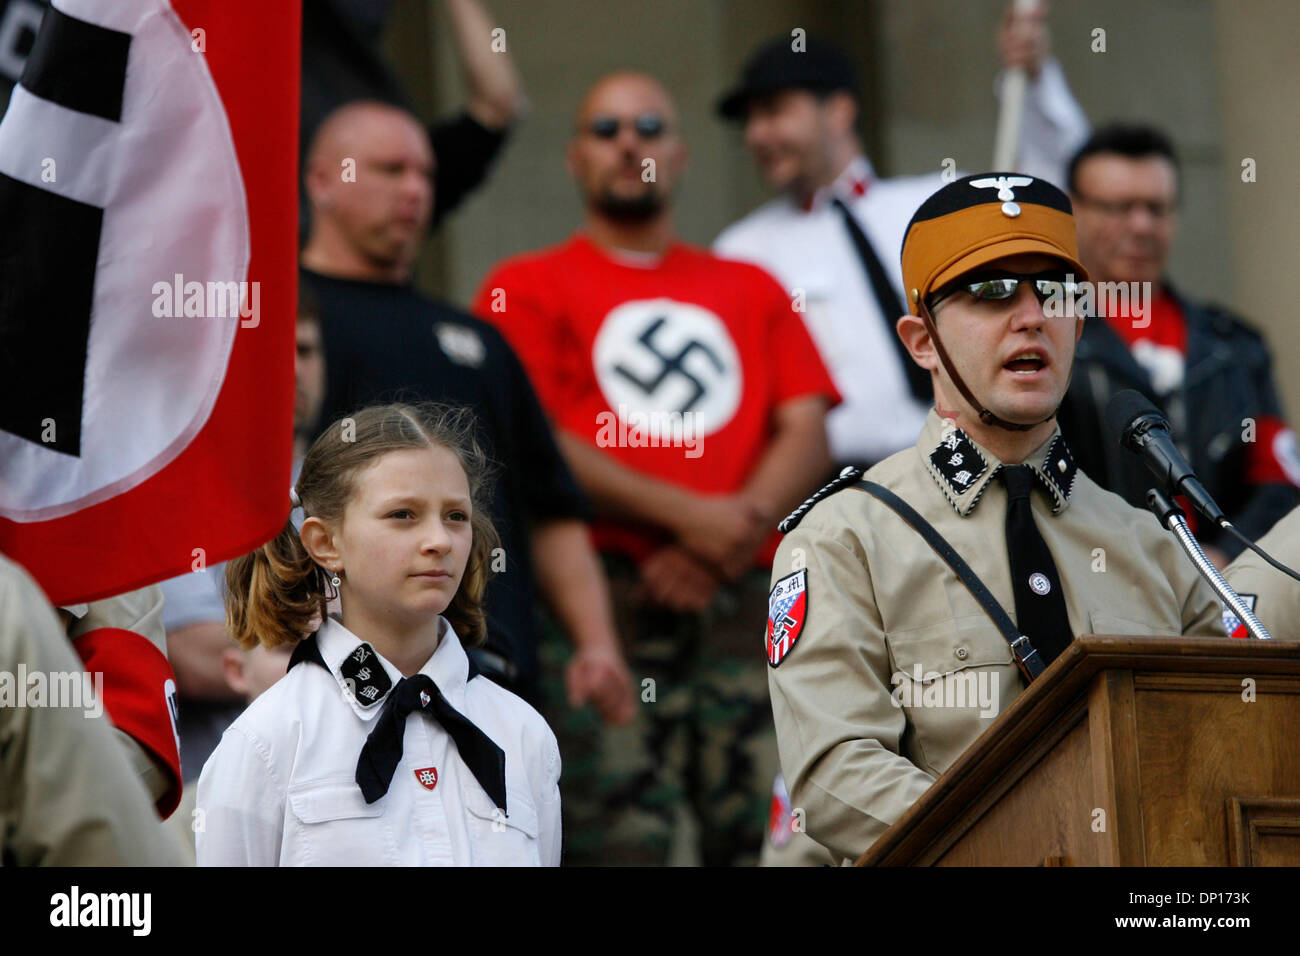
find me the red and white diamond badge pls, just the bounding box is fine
[1222,595,1257,639]
[766,569,808,667]
[414,767,439,791]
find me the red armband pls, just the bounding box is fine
[1245,417,1300,488]
[72,627,183,818]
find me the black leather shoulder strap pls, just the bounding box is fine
[856,480,1045,682]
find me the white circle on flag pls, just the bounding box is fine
[592,298,741,438]
[0,0,248,520]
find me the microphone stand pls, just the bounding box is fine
[1144,487,1273,640]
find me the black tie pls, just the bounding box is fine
[831,197,932,402]
[356,673,508,811]
[999,465,1073,665]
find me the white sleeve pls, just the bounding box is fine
[536,726,562,867]
[195,725,283,866]
[996,57,1090,188]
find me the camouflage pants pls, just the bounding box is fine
[539,555,779,866]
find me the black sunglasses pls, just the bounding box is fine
[586,113,668,140]
[927,270,1080,312]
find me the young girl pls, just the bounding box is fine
[196,403,561,866]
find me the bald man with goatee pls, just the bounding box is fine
[474,73,840,866]
[301,101,635,729]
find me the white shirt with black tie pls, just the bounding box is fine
[196,616,561,866]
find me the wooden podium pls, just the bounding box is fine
[856,636,1300,866]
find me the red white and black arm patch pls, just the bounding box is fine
[71,626,182,818]
[766,569,808,667]
[1221,594,1258,640]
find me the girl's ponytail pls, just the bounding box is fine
[224,507,327,650]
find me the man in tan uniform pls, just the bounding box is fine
[767,173,1226,864]
[1225,506,1300,640]
[1,553,184,865]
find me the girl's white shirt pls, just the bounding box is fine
[195,616,561,866]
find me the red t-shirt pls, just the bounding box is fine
[474,233,840,564]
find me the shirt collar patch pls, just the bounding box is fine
[315,619,404,719]
[1031,433,1077,514]
[924,422,1078,517]
[339,642,392,708]
[310,617,474,717]
[926,426,995,516]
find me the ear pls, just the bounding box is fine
[564,138,579,180]
[896,312,941,373]
[300,516,342,572]
[824,91,858,138]
[221,647,250,698]
[304,156,334,212]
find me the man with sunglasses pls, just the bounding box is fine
[766,174,1225,865]
[1056,123,1300,570]
[474,72,839,865]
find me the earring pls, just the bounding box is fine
[330,569,341,588]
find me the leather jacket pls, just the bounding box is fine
[1057,283,1300,559]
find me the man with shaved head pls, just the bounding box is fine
[301,101,635,729]
[474,73,840,865]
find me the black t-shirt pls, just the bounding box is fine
[302,268,589,697]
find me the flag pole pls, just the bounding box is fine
[991,0,1041,171]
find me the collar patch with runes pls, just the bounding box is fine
[928,429,989,502]
[339,643,393,707]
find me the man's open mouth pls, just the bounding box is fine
[1003,350,1047,373]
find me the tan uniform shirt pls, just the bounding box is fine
[768,410,1226,863]
[1224,505,1300,640]
[1,554,184,865]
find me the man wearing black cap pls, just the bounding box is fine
[715,6,1089,475]
[765,173,1225,864]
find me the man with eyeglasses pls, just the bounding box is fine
[1057,123,1300,570]
[474,72,840,865]
[766,174,1225,865]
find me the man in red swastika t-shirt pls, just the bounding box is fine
[474,71,839,866]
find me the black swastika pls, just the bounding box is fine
[611,315,725,414]
[0,7,130,455]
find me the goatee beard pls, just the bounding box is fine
[594,188,664,223]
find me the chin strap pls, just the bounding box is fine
[919,303,1060,432]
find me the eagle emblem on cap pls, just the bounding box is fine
[970,175,1034,217]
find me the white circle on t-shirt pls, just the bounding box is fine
[592,298,742,438]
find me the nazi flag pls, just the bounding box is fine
[0,0,299,605]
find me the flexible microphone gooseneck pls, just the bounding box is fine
[1106,390,1280,639]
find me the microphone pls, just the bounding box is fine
[1106,389,1227,526]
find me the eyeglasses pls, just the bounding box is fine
[927,271,1080,312]
[586,113,668,140]
[1073,194,1176,220]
